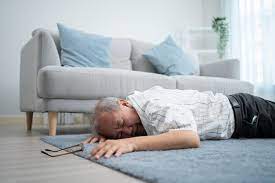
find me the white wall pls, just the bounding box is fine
[0,0,218,115]
[202,0,221,26]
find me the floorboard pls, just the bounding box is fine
[0,121,144,183]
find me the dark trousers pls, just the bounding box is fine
[228,93,275,138]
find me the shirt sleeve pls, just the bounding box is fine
[143,100,198,135]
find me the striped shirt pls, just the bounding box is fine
[126,86,235,140]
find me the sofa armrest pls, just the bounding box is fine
[20,30,61,112]
[199,59,240,79]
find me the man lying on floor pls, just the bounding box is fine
[82,86,275,160]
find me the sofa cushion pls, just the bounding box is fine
[37,66,176,99]
[130,39,200,75]
[143,36,198,76]
[57,23,112,68]
[171,75,254,95]
[32,28,133,70]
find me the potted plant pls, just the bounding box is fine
[212,17,229,59]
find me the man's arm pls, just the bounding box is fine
[130,130,200,151]
[90,130,200,159]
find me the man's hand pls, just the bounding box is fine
[88,130,199,160]
[82,135,107,144]
[90,139,136,160]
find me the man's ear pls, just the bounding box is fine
[118,99,133,108]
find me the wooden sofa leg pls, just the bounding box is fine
[48,112,57,136]
[26,112,33,131]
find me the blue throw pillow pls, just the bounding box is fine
[57,23,112,67]
[143,36,196,76]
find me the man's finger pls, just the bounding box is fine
[94,146,110,159]
[104,146,118,158]
[90,137,99,143]
[82,136,92,144]
[115,149,123,157]
[91,142,107,156]
[91,145,101,156]
[99,137,106,143]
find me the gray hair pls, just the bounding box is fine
[95,97,121,114]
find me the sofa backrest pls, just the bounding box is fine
[32,29,132,70]
[32,28,199,75]
[130,39,157,73]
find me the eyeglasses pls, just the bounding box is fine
[41,143,84,157]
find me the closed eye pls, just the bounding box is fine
[116,131,123,139]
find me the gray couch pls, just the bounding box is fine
[20,29,254,136]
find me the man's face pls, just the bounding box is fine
[95,99,146,139]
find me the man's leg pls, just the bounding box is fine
[230,93,275,138]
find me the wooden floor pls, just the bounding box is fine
[0,121,144,183]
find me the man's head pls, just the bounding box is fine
[92,97,146,139]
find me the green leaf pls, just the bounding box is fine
[211,16,229,58]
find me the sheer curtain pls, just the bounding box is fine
[221,0,275,100]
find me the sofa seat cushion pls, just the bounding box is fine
[171,75,254,95]
[37,66,176,99]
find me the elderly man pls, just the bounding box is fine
[83,86,275,160]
